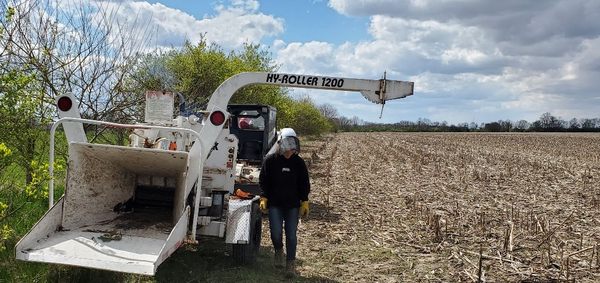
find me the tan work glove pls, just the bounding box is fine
[259,197,268,213]
[299,201,309,217]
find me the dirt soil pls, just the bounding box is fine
[279,132,600,282]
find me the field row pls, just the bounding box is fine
[292,132,600,282]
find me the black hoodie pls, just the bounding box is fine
[259,153,310,208]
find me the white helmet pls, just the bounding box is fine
[279,128,297,139]
[278,128,300,153]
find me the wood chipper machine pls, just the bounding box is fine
[15,72,414,275]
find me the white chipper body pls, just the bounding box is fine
[15,72,413,275]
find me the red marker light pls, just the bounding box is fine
[57,96,72,112]
[209,111,226,126]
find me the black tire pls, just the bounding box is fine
[232,201,262,264]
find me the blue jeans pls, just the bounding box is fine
[268,206,299,261]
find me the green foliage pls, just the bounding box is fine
[0,163,53,281]
[0,184,12,253]
[0,143,12,172]
[0,68,52,183]
[128,39,332,136]
[23,160,65,201]
[5,6,15,22]
[1,6,16,35]
[0,71,36,116]
[170,41,232,100]
[167,41,282,106]
[0,201,51,281]
[0,143,14,253]
[0,137,66,282]
[128,40,281,109]
[282,96,332,136]
[0,222,13,253]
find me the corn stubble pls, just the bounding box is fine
[279,132,600,282]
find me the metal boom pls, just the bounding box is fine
[198,71,414,161]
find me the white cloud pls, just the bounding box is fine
[274,13,519,123]
[267,0,600,123]
[203,8,284,48]
[275,41,336,74]
[328,0,600,55]
[90,0,284,49]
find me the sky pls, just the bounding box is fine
[92,0,600,124]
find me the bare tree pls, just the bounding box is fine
[350,116,363,126]
[469,122,479,131]
[568,118,580,130]
[514,120,529,131]
[1,0,154,123]
[334,116,353,131]
[0,0,154,182]
[317,103,338,120]
[499,120,513,132]
[538,112,561,130]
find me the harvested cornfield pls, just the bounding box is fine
[286,132,600,282]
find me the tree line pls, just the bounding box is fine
[318,111,600,132]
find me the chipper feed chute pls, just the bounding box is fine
[15,142,195,275]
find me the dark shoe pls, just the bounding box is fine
[274,249,284,268]
[285,260,296,278]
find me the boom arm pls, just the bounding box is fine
[206,72,414,111]
[199,72,414,161]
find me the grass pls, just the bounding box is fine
[2,200,341,283]
[152,240,294,283]
[4,231,335,282]
[0,134,67,283]
[152,234,336,282]
[0,179,54,282]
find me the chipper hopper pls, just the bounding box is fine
[16,72,414,275]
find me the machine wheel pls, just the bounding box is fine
[232,201,262,264]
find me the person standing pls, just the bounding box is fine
[259,128,310,276]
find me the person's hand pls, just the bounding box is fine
[299,201,309,217]
[259,197,268,213]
